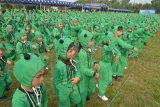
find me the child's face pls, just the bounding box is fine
[0,50,3,57]
[58,22,63,29]
[38,36,43,42]
[66,46,76,59]
[88,39,94,48]
[32,68,45,87]
[26,26,30,31]
[74,21,78,26]
[41,21,44,25]
[8,28,13,33]
[96,29,100,32]
[21,34,27,41]
[116,30,123,37]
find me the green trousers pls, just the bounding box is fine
[0,70,12,97]
[98,61,112,96]
[77,76,95,107]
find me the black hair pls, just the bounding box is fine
[118,26,123,31]
[24,53,30,60]
[67,42,75,51]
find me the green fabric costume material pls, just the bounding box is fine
[53,37,81,107]
[77,30,96,107]
[12,54,47,107]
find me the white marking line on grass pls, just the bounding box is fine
[108,56,140,107]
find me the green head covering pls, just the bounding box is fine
[6,25,12,30]
[18,29,27,40]
[0,43,4,50]
[35,31,43,39]
[20,29,27,36]
[94,26,100,31]
[58,37,74,59]
[14,54,45,88]
[79,30,93,48]
[102,32,114,43]
[56,19,63,27]
[112,25,120,33]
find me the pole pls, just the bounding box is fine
[0,2,1,10]
[40,3,41,10]
[23,5,26,10]
[65,5,66,12]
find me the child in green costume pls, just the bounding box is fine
[33,31,52,69]
[53,37,81,107]
[3,25,17,61]
[16,29,33,58]
[12,53,48,107]
[0,44,12,99]
[97,32,117,101]
[77,30,100,107]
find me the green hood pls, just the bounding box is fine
[58,37,74,59]
[102,32,114,43]
[78,30,93,48]
[0,43,4,50]
[35,31,43,39]
[14,54,45,88]
[6,25,12,30]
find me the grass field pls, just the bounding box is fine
[0,31,160,107]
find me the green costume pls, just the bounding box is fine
[3,25,17,60]
[77,30,96,107]
[53,37,81,107]
[16,29,32,58]
[33,31,50,67]
[98,32,115,96]
[12,54,48,107]
[70,20,81,42]
[0,44,12,98]
[112,37,134,76]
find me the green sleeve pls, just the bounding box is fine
[78,50,95,77]
[113,47,121,56]
[16,42,23,57]
[117,38,134,50]
[53,62,70,93]
[12,89,29,107]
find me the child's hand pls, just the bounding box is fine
[0,71,3,76]
[133,47,138,51]
[44,56,49,60]
[32,29,36,34]
[49,43,53,48]
[7,60,12,65]
[32,45,37,49]
[114,31,122,37]
[94,73,100,80]
[94,64,99,71]
[114,55,120,62]
[70,77,80,84]
[128,51,132,55]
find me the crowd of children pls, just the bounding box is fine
[0,9,160,107]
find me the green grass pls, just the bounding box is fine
[0,32,160,107]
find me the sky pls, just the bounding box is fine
[59,0,152,4]
[59,0,76,2]
[129,0,152,4]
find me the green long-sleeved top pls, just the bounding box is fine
[77,48,95,77]
[12,83,48,107]
[53,59,81,94]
